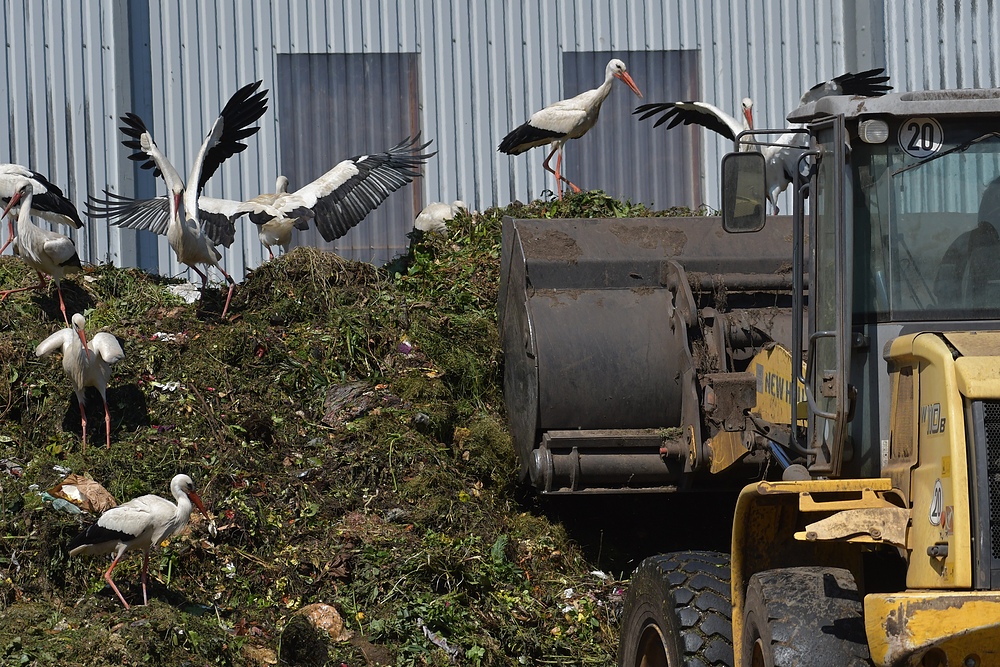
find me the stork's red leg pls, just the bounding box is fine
[541,146,563,199]
[104,552,130,609]
[0,272,46,302]
[219,267,236,320]
[555,148,581,195]
[103,394,113,449]
[55,279,70,327]
[192,266,209,292]
[78,398,88,455]
[0,216,13,255]
[141,549,150,606]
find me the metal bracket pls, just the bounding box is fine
[795,506,909,548]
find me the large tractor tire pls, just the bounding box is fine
[618,551,734,667]
[741,567,870,666]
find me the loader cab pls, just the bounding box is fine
[723,91,1000,480]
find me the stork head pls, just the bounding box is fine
[172,473,217,536]
[2,180,32,219]
[741,98,754,129]
[275,175,289,194]
[608,59,643,99]
[71,313,90,358]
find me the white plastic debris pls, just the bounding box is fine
[166,282,200,304]
[150,381,181,392]
[151,332,186,343]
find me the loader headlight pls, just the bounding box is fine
[859,119,889,144]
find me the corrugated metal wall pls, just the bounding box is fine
[2,0,1000,278]
[276,52,424,265]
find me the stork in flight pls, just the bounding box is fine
[230,136,436,258]
[86,81,269,319]
[0,164,84,256]
[234,175,310,259]
[0,180,82,325]
[633,98,755,149]
[499,58,643,199]
[35,312,125,453]
[68,473,215,609]
[634,68,892,213]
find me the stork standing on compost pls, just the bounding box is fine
[68,473,216,609]
[35,312,125,452]
[229,135,435,257]
[0,181,82,325]
[499,58,643,199]
[86,81,269,319]
[0,164,84,256]
[634,68,893,213]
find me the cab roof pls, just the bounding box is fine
[787,88,1000,123]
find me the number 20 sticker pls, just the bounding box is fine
[899,117,944,158]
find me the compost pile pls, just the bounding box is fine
[0,193,702,666]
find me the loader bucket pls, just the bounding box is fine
[499,216,796,493]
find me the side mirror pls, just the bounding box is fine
[721,152,767,232]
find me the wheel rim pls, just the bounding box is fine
[750,637,766,667]
[634,621,668,667]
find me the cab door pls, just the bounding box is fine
[802,115,854,475]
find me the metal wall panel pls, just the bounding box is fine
[276,52,423,265]
[883,1,1000,92]
[4,0,1000,280]
[565,50,702,208]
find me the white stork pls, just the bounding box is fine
[35,312,125,453]
[86,81,269,319]
[635,68,892,213]
[228,136,435,257]
[0,181,82,325]
[0,164,83,256]
[633,98,755,149]
[68,473,215,609]
[414,199,467,237]
[762,68,892,212]
[234,175,310,259]
[499,58,643,199]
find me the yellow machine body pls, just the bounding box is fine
[731,332,1000,665]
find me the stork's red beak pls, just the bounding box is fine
[743,107,754,130]
[77,327,91,359]
[616,71,643,99]
[2,191,22,219]
[187,490,217,536]
[187,490,209,518]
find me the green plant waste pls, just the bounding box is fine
[0,192,708,666]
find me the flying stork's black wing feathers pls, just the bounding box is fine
[633,102,738,140]
[800,68,893,104]
[88,190,239,247]
[312,135,436,242]
[86,190,171,236]
[196,80,269,193]
[831,67,893,97]
[119,112,162,178]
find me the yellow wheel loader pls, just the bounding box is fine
[499,89,1000,665]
